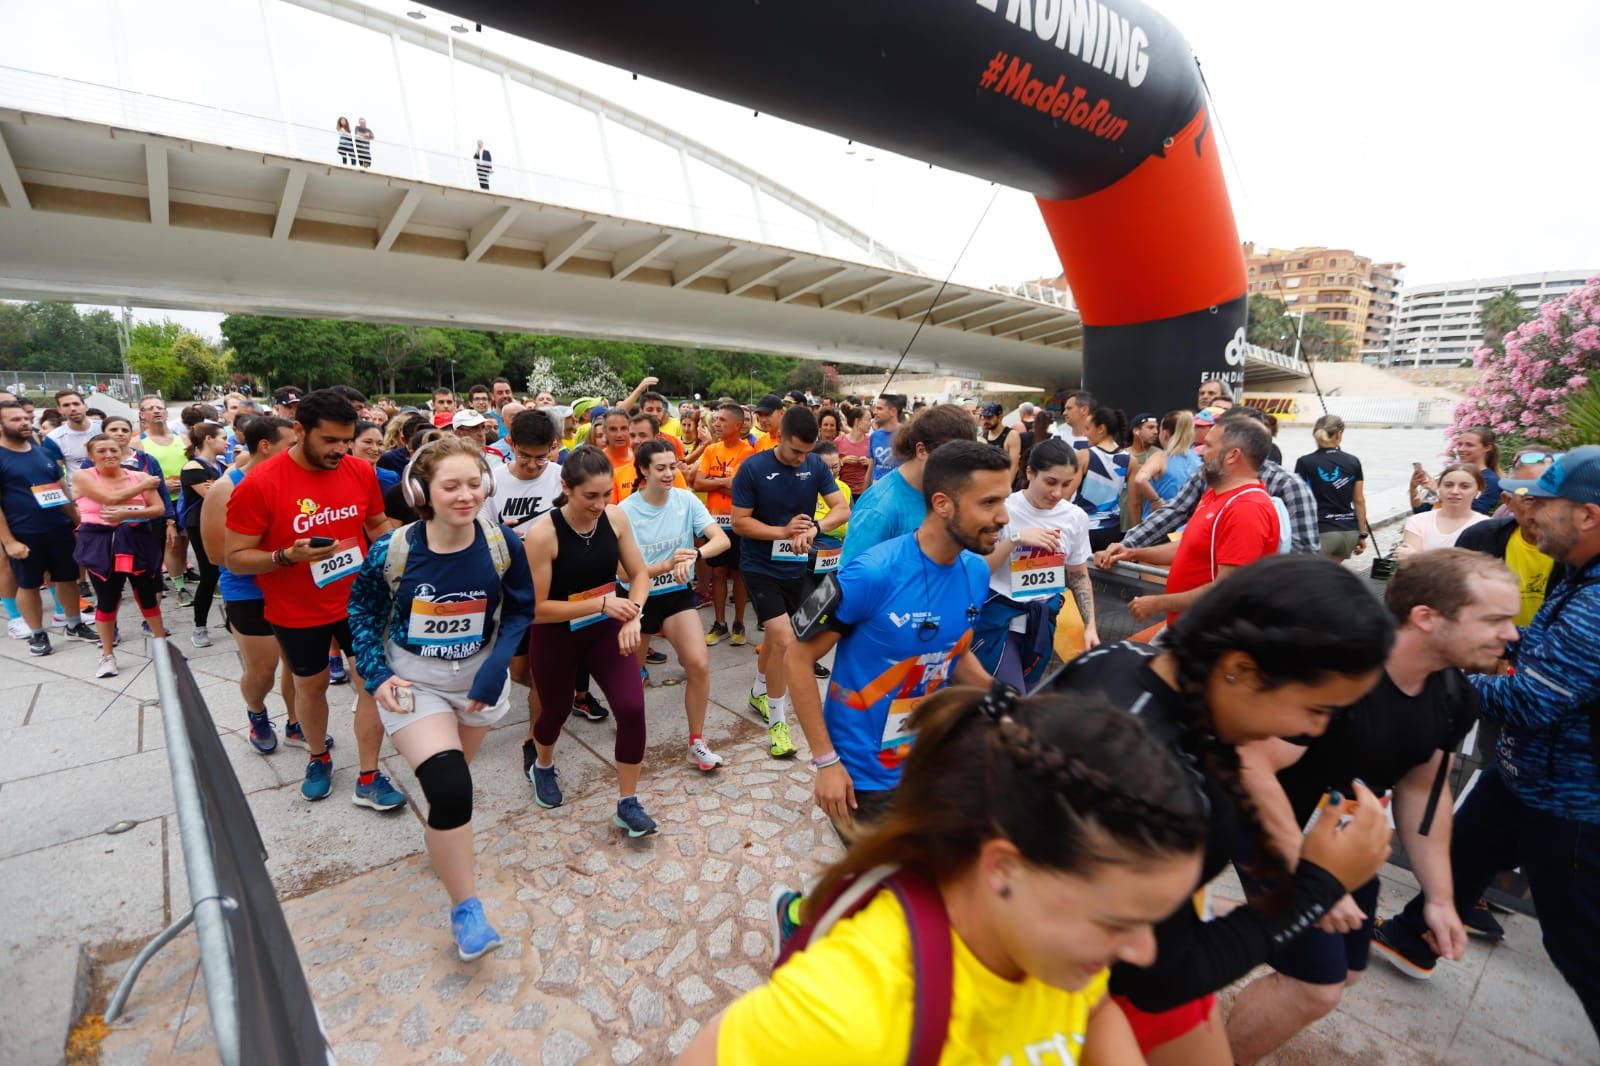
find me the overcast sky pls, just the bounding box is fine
[3,0,1595,341]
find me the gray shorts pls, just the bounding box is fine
[377,639,511,736]
[1318,530,1361,559]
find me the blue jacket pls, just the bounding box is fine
[1473,557,1600,825]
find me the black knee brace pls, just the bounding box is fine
[415,749,473,830]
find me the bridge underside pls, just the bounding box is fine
[0,109,1090,385]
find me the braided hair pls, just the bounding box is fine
[1164,555,1394,913]
[806,685,1208,920]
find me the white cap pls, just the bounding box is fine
[451,409,487,429]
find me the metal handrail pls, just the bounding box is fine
[103,638,239,1066]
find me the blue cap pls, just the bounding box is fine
[1500,446,1600,505]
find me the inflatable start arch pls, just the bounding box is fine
[456,0,1247,414]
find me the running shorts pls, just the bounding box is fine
[742,571,808,624]
[640,587,695,635]
[222,597,273,638]
[271,618,356,677]
[8,530,79,588]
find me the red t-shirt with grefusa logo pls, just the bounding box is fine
[1163,480,1280,627]
[225,451,385,628]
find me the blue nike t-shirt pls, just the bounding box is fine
[731,449,839,579]
[869,427,898,482]
[826,533,990,791]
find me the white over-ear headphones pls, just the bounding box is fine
[401,438,496,509]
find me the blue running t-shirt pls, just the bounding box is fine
[826,533,990,791]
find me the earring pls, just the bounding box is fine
[998,885,1011,900]
[1225,674,1237,683]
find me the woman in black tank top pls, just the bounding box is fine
[1041,555,1396,1064]
[522,446,659,837]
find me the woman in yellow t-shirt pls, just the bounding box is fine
[675,687,1208,1065]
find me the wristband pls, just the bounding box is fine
[811,751,841,771]
[272,548,292,567]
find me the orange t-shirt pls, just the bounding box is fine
[753,432,779,453]
[612,463,687,504]
[698,438,755,514]
[603,443,633,469]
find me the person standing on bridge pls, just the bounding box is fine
[473,140,492,190]
[354,117,374,168]
[335,117,356,166]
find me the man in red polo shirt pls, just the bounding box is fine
[1119,415,1281,626]
[225,389,404,809]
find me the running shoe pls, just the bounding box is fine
[748,690,771,723]
[645,649,668,666]
[27,631,52,657]
[688,737,725,772]
[51,610,66,627]
[450,897,503,962]
[530,763,563,809]
[768,885,804,962]
[327,656,350,685]
[573,692,610,722]
[62,621,98,643]
[191,626,213,648]
[353,771,406,811]
[729,623,747,647]
[284,722,335,750]
[301,757,333,801]
[614,797,659,838]
[247,710,279,754]
[768,720,797,759]
[1372,918,1437,980]
[693,589,713,610]
[521,738,538,778]
[1464,898,1506,941]
[813,661,831,680]
[183,567,201,584]
[176,589,194,608]
[7,617,29,640]
[704,621,729,646]
[140,621,153,637]
[95,654,118,679]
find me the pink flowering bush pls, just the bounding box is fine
[1452,275,1600,449]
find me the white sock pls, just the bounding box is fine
[752,673,767,698]
[769,693,788,726]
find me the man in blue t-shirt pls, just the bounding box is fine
[787,440,1006,834]
[841,403,977,567]
[868,393,905,484]
[731,406,849,758]
[0,400,89,655]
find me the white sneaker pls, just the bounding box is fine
[51,611,66,628]
[191,627,213,648]
[7,617,29,640]
[95,654,118,679]
[688,737,724,772]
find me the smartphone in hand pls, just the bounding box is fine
[308,536,336,548]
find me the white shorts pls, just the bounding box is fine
[377,639,511,736]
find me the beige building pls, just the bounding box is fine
[1243,243,1405,361]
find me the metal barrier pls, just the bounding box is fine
[104,639,331,1064]
[4,372,141,401]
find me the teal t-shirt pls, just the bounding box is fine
[620,488,715,596]
[839,468,925,567]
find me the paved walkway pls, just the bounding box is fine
[3,597,1596,1065]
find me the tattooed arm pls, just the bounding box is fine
[1067,563,1099,649]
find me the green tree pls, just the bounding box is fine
[1247,293,1355,363]
[0,301,121,375]
[223,314,355,389]
[1477,287,1529,356]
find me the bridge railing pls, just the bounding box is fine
[1240,341,1310,376]
[0,64,940,276]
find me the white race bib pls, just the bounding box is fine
[31,484,69,509]
[649,570,687,596]
[771,538,805,562]
[812,547,841,574]
[1010,548,1065,600]
[714,513,733,530]
[407,596,487,647]
[311,538,364,588]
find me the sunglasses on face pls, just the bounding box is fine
[1514,451,1554,466]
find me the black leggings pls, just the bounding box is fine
[88,569,163,622]
[187,524,219,628]
[529,621,645,764]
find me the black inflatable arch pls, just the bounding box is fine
[453,0,1248,414]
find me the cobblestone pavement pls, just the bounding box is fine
[6,596,1595,1065]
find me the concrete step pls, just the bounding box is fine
[0,941,89,1066]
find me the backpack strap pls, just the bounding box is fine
[383,522,417,592]
[774,865,952,1066]
[477,516,512,578]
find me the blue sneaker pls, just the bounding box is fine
[614,797,658,838]
[284,722,334,751]
[352,770,406,811]
[327,656,349,685]
[246,710,278,754]
[302,757,333,801]
[768,885,804,963]
[450,897,503,962]
[529,763,562,809]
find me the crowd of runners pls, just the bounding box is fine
[2,372,1595,1061]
